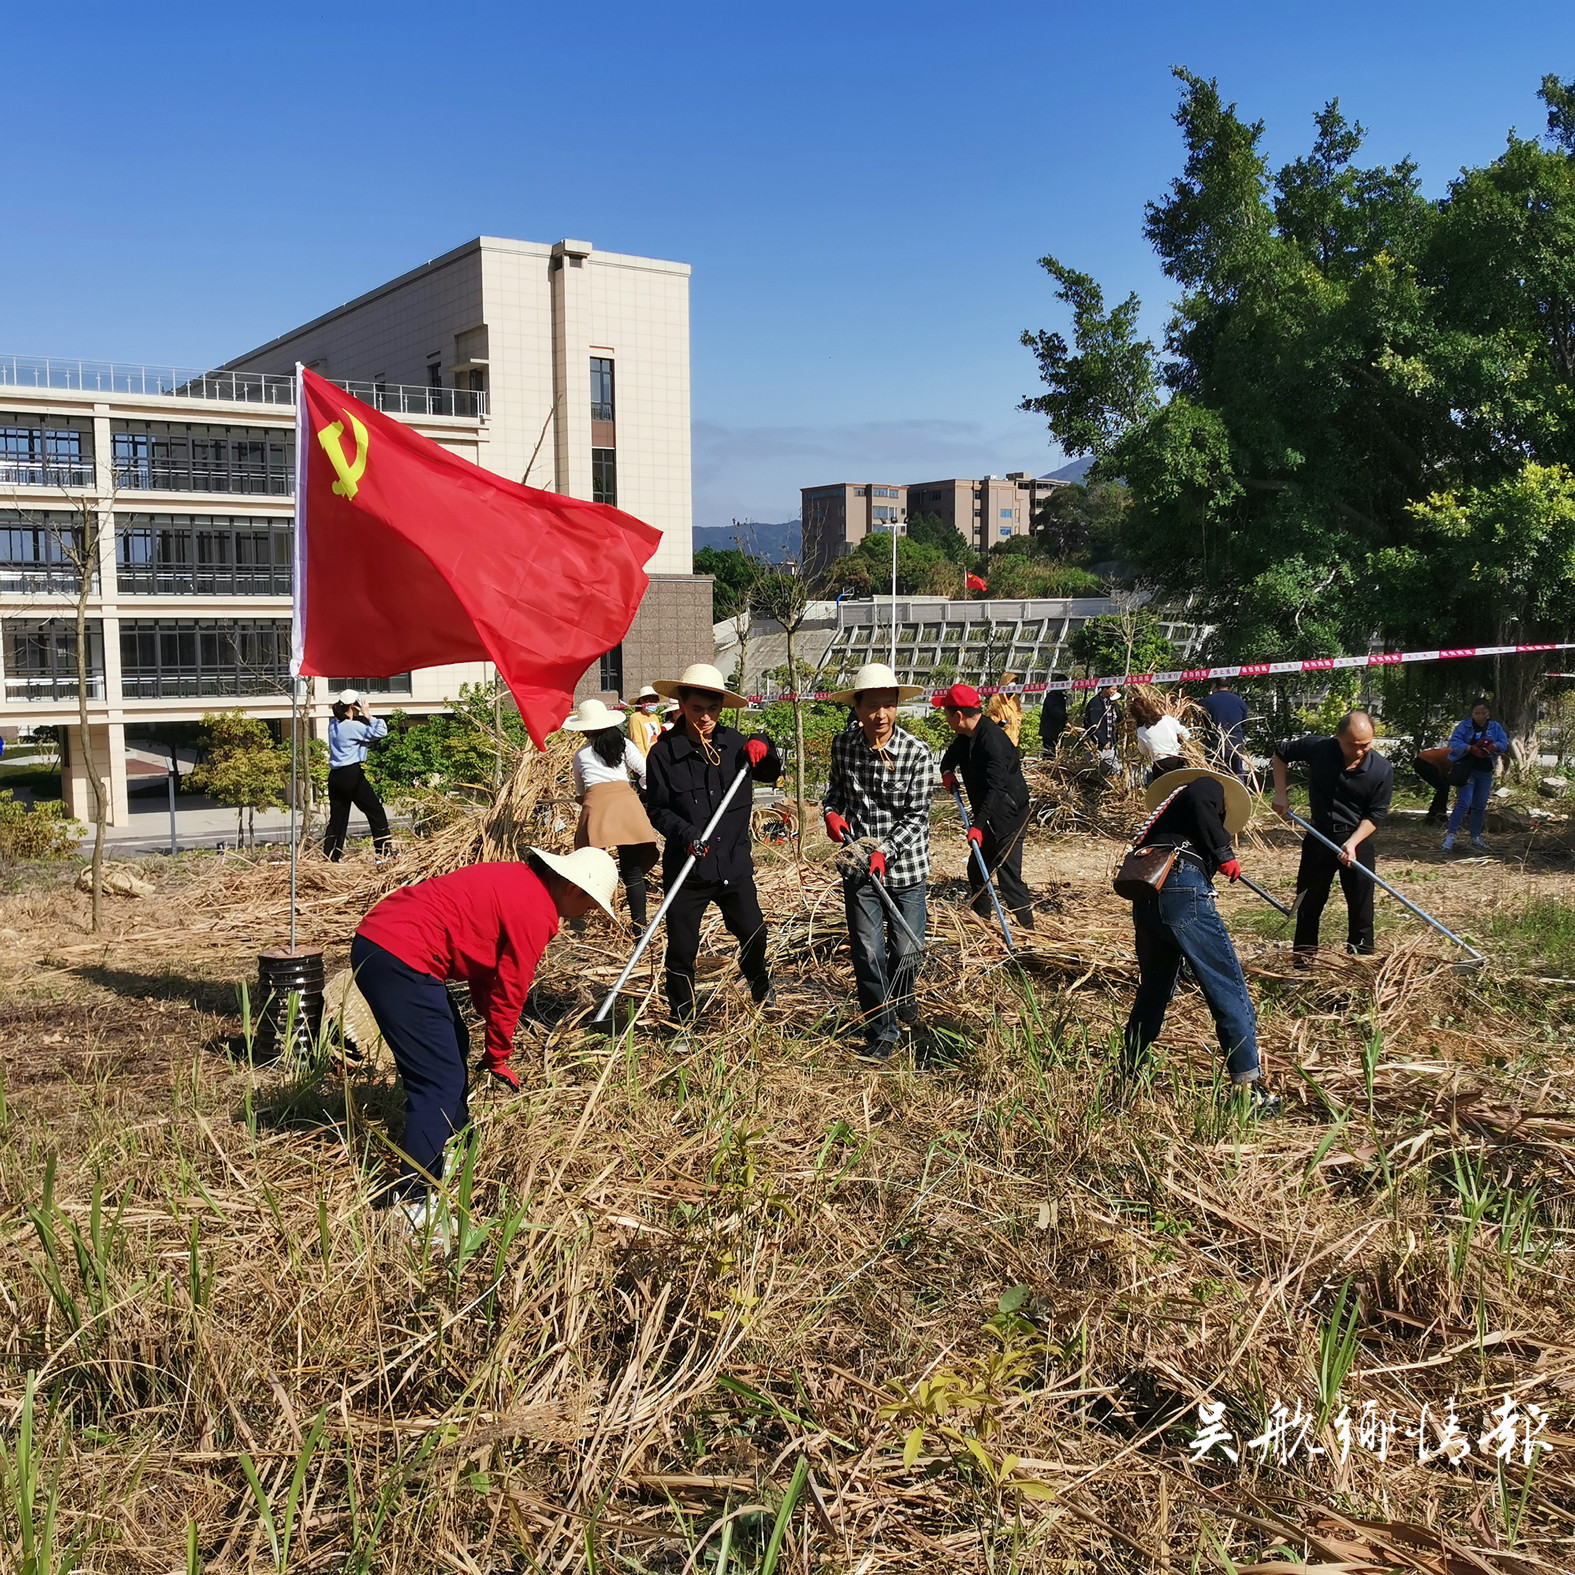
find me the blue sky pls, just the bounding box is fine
[4,1,1571,530]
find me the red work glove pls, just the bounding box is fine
[745,737,770,766]
[869,849,886,880]
[824,810,850,844]
[967,826,984,849]
[483,1058,520,1092]
[942,771,958,791]
[1218,858,1241,883]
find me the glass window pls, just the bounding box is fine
[328,674,412,695]
[118,619,290,698]
[4,618,105,702]
[115,514,293,594]
[599,642,624,694]
[590,357,615,422]
[0,511,89,593]
[854,488,866,496]
[0,417,94,486]
[999,508,1013,519]
[1000,527,1012,537]
[112,423,293,495]
[591,449,617,506]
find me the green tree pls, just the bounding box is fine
[748,565,809,842]
[1031,481,1132,564]
[695,546,761,622]
[1067,608,1178,679]
[367,682,529,799]
[191,712,288,845]
[906,511,971,562]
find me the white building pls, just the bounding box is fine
[1,236,711,826]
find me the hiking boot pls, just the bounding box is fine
[855,1039,896,1066]
[1440,832,1455,852]
[751,981,776,1009]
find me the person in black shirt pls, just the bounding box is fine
[1271,711,1394,959]
[936,682,1035,930]
[1039,674,1070,758]
[1123,759,1274,1113]
[1084,681,1122,772]
[646,663,783,1025]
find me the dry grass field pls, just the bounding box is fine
[2,767,1574,1573]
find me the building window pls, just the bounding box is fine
[873,507,896,522]
[0,417,94,486]
[1,512,88,593]
[427,361,442,387]
[599,643,624,694]
[118,619,291,698]
[590,358,615,422]
[854,487,866,496]
[592,449,617,506]
[1000,527,1012,537]
[328,674,412,695]
[112,423,293,495]
[999,508,1013,519]
[116,514,293,595]
[4,618,105,702]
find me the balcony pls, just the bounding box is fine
[0,356,486,419]
[0,459,95,487]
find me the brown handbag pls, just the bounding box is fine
[1113,843,1178,901]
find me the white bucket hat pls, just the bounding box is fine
[651,661,748,709]
[530,846,621,921]
[1143,766,1254,834]
[337,689,361,706]
[561,697,627,733]
[826,660,925,706]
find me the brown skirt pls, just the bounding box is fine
[575,781,658,869]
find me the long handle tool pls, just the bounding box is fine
[948,785,1017,952]
[590,764,753,1029]
[1287,809,1485,968]
[1237,872,1291,917]
[865,869,928,956]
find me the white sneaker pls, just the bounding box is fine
[1440,833,1455,852]
[394,1195,452,1257]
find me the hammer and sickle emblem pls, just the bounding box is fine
[316,410,370,500]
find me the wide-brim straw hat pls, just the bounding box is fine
[826,660,925,706]
[635,684,660,702]
[1143,766,1253,835]
[530,845,622,922]
[561,697,626,733]
[651,662,748,709]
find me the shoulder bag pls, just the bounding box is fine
[1113,785,1188,902]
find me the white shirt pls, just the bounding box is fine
[1136,715,1191,761]
[573,738,647,798]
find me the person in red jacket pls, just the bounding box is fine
[351,847,618,1227]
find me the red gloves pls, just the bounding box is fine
[967,826,984,849]
[1219,858,1241,883]
[824,811,850,844]
[869,849,886,880]
[942,771,958,790]
[483,1058,520,1092]
[745,737,770,766]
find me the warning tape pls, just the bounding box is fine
[749,641,1575,705]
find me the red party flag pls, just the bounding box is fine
[293,367,661,746]
[966,572,987,591]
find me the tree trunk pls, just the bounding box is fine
[786,624,807,856]
[74,509,105,932]
[1495,636,1544,773]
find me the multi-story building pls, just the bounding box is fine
[803,471,1070,567]
[1,235,711,827]
[800,482,907,572]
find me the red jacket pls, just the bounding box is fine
[356,863,559,1065]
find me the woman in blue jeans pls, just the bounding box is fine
[1122,759,1277,1117]
[1441,700,1509,852]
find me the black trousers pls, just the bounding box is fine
[324,763,390,860]
[968,801,1035,929]
[1411,755,1451,820]
[1040,722,1066,757]
[617,844,649,927]
[1293,833,1376,955]
[662,877,769,1020]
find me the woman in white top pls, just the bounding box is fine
[1128,686,1192,783]
[562,699,659,930]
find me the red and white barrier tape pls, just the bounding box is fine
[748,642,1575,705]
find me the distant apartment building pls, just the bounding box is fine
[803,471,1068,569]
[800,482,907,571]
[1,236,711,827]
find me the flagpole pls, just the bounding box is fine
[890,521,897,670]
[289,678,299,953]
[289,362,307,956]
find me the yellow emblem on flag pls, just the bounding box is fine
[317,410,370,500]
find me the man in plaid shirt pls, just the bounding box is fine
[822,663,938,1060]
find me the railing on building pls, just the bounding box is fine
[3,674,107,703]
[0,356,486,419]
[0,459,96,488]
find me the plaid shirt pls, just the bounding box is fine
[822,720,938,889]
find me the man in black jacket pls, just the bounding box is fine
[646,663,782,1025]
[1039,674,1070,758]
[936,683,1035,930]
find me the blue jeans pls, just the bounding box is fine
[1125,860,1260,1083]
[1448,770,1492,837]
[845,878,926,1046]
[351,935,470,1197]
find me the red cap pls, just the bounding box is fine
[932,683,982,709]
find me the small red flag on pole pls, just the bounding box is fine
[293,368,661,746]
[966,572,987,592]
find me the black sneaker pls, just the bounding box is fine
[752,982,776,1008]
[1245,1084,1282,1120]
[855,1040,896,1065]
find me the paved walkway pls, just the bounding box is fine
[79,795,396,858]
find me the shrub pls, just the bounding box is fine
[0,790,83,861]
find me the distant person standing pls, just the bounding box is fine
[1084,681,1123,773]
[1128,686,1192,784]
[324,689,392,862]
[562,698,659,930]
[1441,699,1510,853]
[1272,711,1394,961]
[985,672,1024,749]
[627,685,663,759]
[1039,674,1070,758]
[1200,677,1250,779]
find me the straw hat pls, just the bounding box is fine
[337,688,361,706]
[635,684,660,703]
[530,846,621,921]
[1143,766,1253,834]
[561,697,627,733]
[651,661,748,709]
[826,660,924,706]
[323,968,383,1061]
